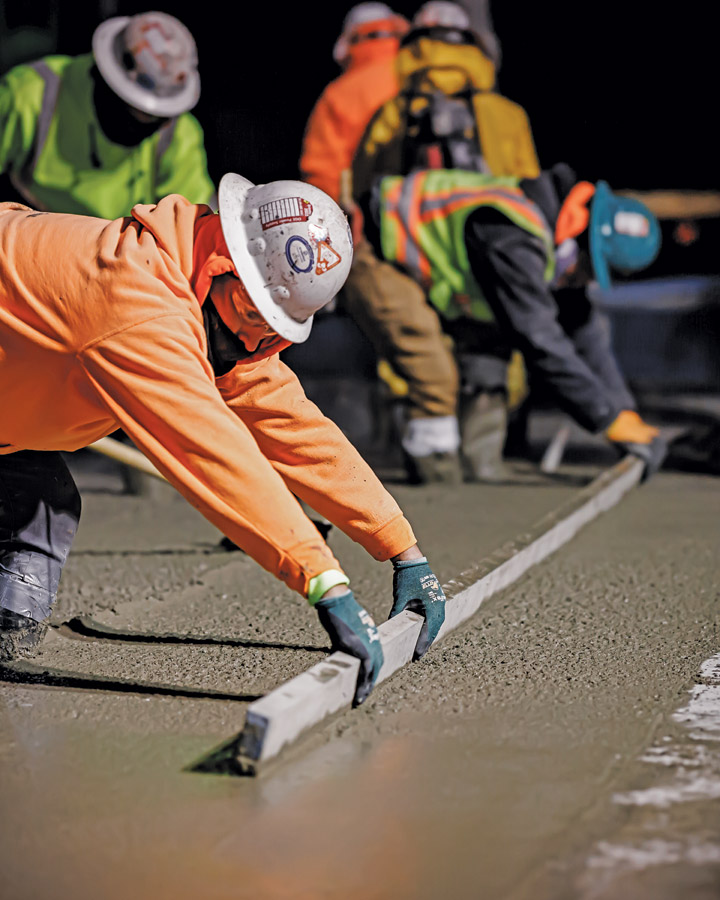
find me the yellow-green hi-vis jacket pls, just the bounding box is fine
[0,54,216,218]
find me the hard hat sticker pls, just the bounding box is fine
[260,198,313,231]
[614,211,650,237]
[308,222,329,243]
[285,236,314,274]
[315,240,342,275]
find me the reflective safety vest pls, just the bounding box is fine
[379,169,555,320]
[0,54,215,218]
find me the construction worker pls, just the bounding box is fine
[0,11,215,218]
[0,176,446,706]
[343,1,541,483]
[356,165,667,480]
[352,0,539,198]
[299,3,409,203]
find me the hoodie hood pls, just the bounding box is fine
[396,36,496,94]
[193,213,290,362]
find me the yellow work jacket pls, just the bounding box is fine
[353,38,540,200]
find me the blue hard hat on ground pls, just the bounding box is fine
[589,181,661,290]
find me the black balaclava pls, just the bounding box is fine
[91,64,169,148]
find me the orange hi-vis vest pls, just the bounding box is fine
[379,169,555,320]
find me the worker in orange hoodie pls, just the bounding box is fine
[0,175,446,704]
[299,3,409,202]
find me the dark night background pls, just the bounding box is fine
[0,1,714,194]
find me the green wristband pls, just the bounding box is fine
[307,569,351,606]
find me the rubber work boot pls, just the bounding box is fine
[0,608,48,663]
[460,391,512,483]
[605,410,667,482]
[404,450,463,485]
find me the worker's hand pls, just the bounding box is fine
[605,410,667,481]
[315,590,384,707]
[390,558,446,660]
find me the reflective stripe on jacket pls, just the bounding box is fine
[0,54,215,218]
[379,169,555,319]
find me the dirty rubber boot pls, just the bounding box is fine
[404,450,463,485]
[0,608,48,663]
[460,391,512,483]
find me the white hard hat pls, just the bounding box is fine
[412,1,471,30]
[333,3,405,65]
[92,12,200,118]
[218,174,353,343]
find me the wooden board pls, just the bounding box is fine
[88,437,166,481]
[233,455,644,774]
[618,190,720,220]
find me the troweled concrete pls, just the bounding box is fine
[0,448,718,899]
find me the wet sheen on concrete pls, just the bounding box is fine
[0,455,719,899]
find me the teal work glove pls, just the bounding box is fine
[390,558,446,660]
[315,590,384,707]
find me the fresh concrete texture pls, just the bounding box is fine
[0,452,718,900]
[235,457,643,773]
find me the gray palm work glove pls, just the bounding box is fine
[390,557,446,660]
[315,590,384,707]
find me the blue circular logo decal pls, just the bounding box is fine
[285,235,314,274]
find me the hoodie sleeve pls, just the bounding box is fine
[0,64,43,177]
[299,90,348,201]
[79,314,343,597]
[217,354,416,561]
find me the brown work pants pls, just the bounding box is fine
[341,241,459,419]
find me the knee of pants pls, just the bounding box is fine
[24,457,82,556]
[47,462,82,526]
[0,453,81,622]
[457,353,509,395]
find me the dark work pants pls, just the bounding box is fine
[0,451,81,623]
[464,209,635,433]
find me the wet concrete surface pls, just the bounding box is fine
[1,444,718,899]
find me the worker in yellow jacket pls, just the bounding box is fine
[0,176,445,704]
[352,0,539,199]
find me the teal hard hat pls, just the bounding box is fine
[589,181,661,290]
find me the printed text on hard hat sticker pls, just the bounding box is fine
[613,211,650,237]
[260,198,313,231]
[315,241,342,275]
[285,236,314,274]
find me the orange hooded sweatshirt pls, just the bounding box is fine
[299,33,402,202]
[0,197,415,597]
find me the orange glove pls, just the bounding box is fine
[605,410,666,482]
[605,410,659,445]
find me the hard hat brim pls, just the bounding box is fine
[589,180,613,291]
[92,17,201,118]
[218,173,314,344]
